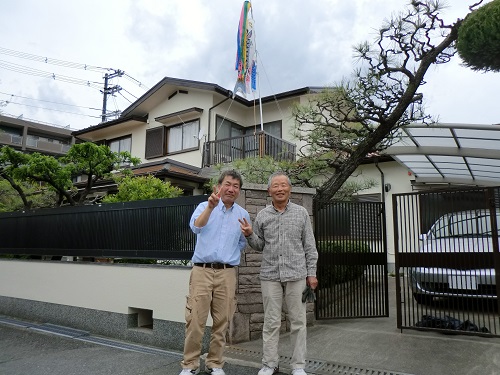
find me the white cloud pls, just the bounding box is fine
[0,0,498,130]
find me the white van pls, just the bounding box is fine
[410,209,499,304]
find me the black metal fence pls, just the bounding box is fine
[393,186,500,337]
[202,131,296,167]
[314,200,389,319]
[0,195,207,260]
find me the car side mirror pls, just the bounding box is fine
[419,233,428,241]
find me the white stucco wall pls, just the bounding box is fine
[0,260,195,323]
[348,160,414,269]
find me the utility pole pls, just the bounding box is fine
[101,69,123,123]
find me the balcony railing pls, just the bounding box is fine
[26,135,71,154]
[202,131,296,167]
[0,132,23,146]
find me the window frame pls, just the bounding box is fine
[107,134,132,154]
[166,119,200,155]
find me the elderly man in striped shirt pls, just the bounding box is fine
[239,171,318,375]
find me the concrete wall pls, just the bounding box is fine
[0,260,197,352]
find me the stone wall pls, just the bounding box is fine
[231,183,317,343]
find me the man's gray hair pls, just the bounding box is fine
[267,171,292,188]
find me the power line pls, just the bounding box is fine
[4,100,104,118]
[0,91,102,111]
[0,46,110,73]
[0,59,103,89]
[0,46,150,90]
[0,46,151,125]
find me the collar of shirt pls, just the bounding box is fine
[190,199,249,265]
[218,199,235,213]
[271,200,290,213]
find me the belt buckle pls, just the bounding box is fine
[210,262,216,270]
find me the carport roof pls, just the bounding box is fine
[383,123,500,187]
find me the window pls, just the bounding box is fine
[145,127,166,159]
[245,120,283,159]
[108,135,132,153]
[167,120,199,154]
[215,116,242,140]
[245,120,282,138]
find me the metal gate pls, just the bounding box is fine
[393,187,500,337]
[314,200,389,319]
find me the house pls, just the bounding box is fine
[0,114,74,156]
[72,77,321,195]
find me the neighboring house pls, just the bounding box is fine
[72,77,321,195]
[0,114,74,156]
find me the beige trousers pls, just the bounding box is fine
[261,279,307,370]
[181,266,236,370]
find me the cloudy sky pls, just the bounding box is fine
[0,0,498,130]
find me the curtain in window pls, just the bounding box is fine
[108,137,132,153]
[168,126,183,153]
[183,121,198,149]
[120,137,131,153]
[109,140,120,153]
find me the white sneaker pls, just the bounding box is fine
[258,365,279,375]
[291,369,307,375]
[206,368,226,375]
[179,369,200,375]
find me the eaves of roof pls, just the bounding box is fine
[72,115,147,136]
[120,77,237,117]
[120,77,315,117]
[131,158,207,183]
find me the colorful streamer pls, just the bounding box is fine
[234,1,257,96]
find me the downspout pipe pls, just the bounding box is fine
[375,159,385,204]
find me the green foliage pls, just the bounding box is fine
[62,143,140,180]
[0,143,141,208]
[457,0,500,72]
[0,179,57,212]
[316,240,370,287]
[102,175,183,203]
[209,155,376,200]
[16,152,73,191]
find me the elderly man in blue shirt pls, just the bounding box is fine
[179,170,251,375]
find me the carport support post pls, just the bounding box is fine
[486,188,500,315]
[392,193,403,332]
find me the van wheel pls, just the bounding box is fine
[413,293,432,305]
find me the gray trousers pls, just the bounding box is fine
[260,279,307,370]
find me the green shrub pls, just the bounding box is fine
[317,240,370,287]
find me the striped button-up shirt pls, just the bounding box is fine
[247,201,318,282]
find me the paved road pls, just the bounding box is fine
[0,323,260,375]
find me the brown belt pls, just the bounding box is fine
[194,263,234,269]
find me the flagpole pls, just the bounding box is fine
[234,1,262,130]
[257,53,264,132]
